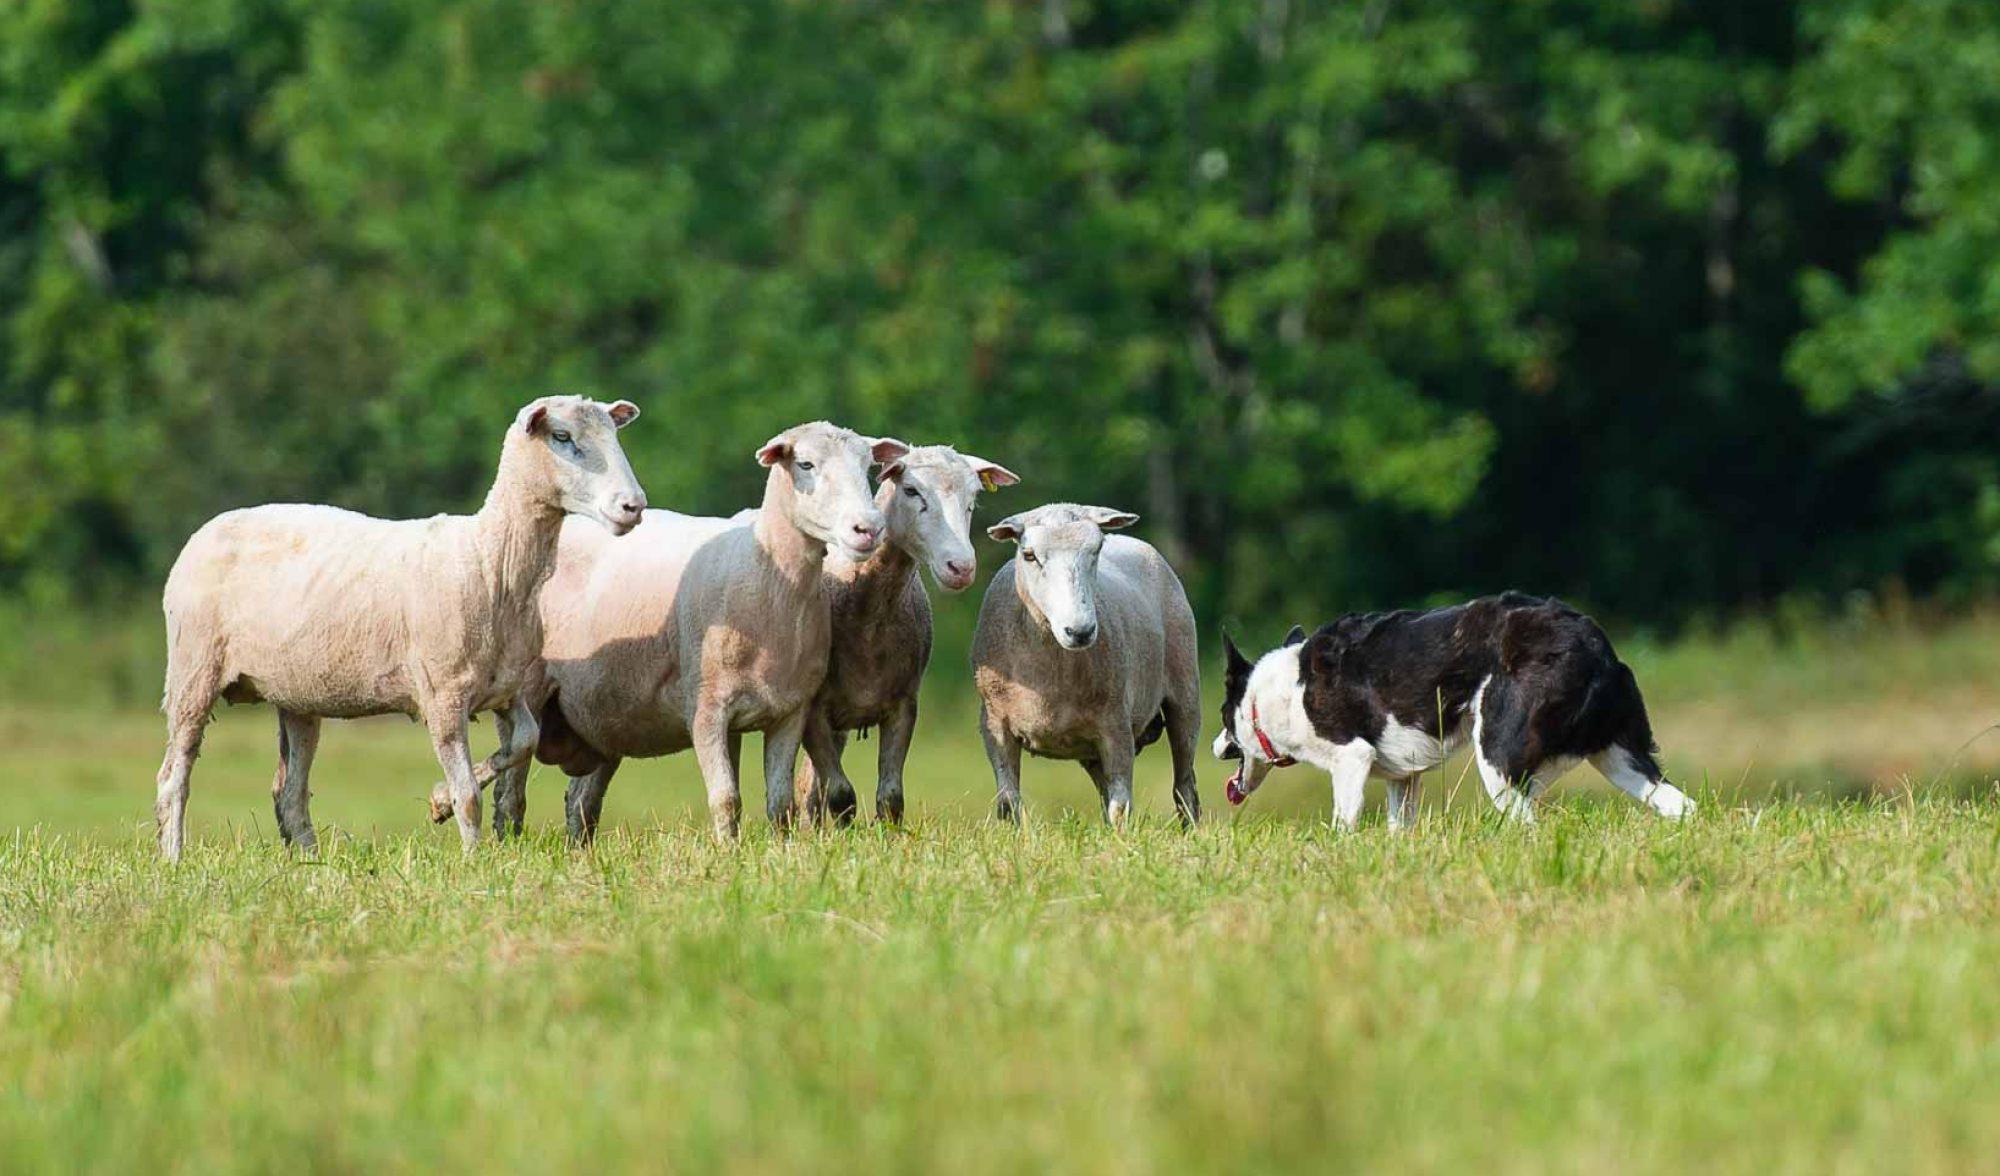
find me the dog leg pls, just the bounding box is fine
[1591,746,1694,819]
[1327,746,1372,831]
[1471,677,1536,824]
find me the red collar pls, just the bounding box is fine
[1250,701,1296,768]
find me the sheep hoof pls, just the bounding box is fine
[428,784,456,824]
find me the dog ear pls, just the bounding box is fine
[1283,625,1307,648]
[1223,631,1250,673]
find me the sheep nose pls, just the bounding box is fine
[614,496,645,522]
[851,521,882,548]
[1064,622,1097,646]
[945,559,973,581]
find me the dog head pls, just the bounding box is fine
[1214,625,1306,805]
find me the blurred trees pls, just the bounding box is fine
[1,0,1995,628]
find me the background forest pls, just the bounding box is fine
[6,0,2000,644]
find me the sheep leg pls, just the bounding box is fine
[796,706,854,827]
[428,696,539,827]
[427,713,483,851]
[155,650,221,863]
[763,710,808,833]
[979,703,1024,824]
[153,713,209,864]
[491,758,529,841]
[692,706,741,842]
[563,759,620,846]
[477,698,539,787]
[272,708,322,851]
[823,729,859,826]
[1081,758,1112,806]
[1162,697,1202,828]
[1092,735,1137,829]
[874,694,917,826]
[485,699,540,839]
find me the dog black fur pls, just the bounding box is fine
[1220,592,1666,793]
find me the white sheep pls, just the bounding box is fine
[489,421,906,842]
[792,445,1019,825]
[153,396,645,860]
[971,504,1202,827]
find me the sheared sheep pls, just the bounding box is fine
[793,445,1019,826]
[970,504,1201,827]
[153,396,646,860]
[490,421,905,842]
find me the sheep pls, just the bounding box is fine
[152,395,646,861]
[791,445,1020,826]
[970,504,1202,827]
[486,421,906,843]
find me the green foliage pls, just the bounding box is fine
[4,2,2000,621]
[1781,0,2000,407]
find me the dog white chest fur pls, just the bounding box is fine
[1215,645,1469,830]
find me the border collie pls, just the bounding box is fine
[1214,593,1692,829]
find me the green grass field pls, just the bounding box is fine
[8,808,2000,1171]
[9,608,2000,1170]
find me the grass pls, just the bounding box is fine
[10,605,2000,1170]
[7,807,2000,1171]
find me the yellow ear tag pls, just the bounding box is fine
[979,471,999,492]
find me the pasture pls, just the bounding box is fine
[6,609,2000,1171]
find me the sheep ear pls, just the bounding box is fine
[756,435,792,467]
[523,404,550,436]
[1089,508,1140,531]
[870,437,912,467]
[963,455,1020,492]
[879,458,908,483]
[607,400,640,429]
[987,516,1025,543]
[1283,625,1307,648]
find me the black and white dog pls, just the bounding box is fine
[1214,593,1692,829]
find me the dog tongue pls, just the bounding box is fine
[1226,767,1252,806]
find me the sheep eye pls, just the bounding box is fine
[550,429,572,445]
[796,461,816,471]
[1021,550,1038,564]
[902,486,920,499]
